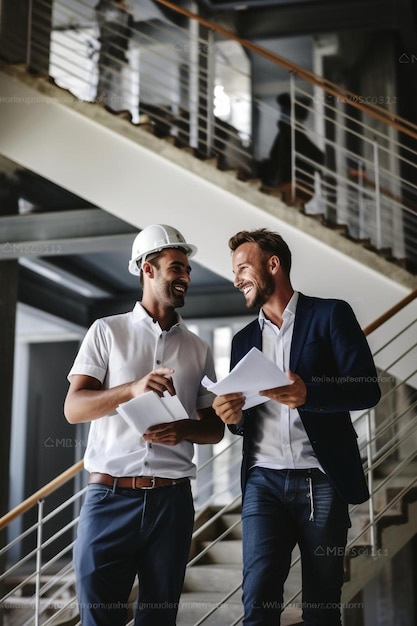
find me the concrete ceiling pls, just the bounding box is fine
[0,158,240,328]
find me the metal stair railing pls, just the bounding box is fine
[4,0,414,273]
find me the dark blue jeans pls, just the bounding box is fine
[242,467,350,626]
[73,481,194,626]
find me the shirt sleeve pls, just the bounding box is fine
[67,319,108,384]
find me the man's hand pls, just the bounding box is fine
[143,419,189,446]
[259,370,307,409]
[213,392,245,425]
[131,368,175,398]
[65,368,176,425]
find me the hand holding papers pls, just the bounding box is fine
[117,391,189,437]
[202,347,290,409]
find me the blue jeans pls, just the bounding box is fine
[73,481,194,626]
[242,467,350,626]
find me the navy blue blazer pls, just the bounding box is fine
[229,293,381,504]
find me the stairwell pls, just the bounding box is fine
[1,2,417,622]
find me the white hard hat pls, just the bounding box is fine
[128,224,197,275]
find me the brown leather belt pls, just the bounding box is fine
[88,472,189,490]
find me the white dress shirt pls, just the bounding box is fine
[68,302,216,478]
[252,291,322,470]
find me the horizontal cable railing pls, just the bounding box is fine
[9,0,415,273]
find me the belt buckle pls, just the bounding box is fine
[139,476,156,490]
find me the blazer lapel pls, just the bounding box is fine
[290,293,314,371]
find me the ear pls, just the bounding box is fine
[142,260,154,279]
[269,255,281,274]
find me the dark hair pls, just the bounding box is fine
[138,247,188,286]
[276,92,311,122]
[228,228,292,278]
[139,251,161,287]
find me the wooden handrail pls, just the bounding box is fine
[0,459,84,531]
[0,289,416,532]
[155,0,417,142]
[363,288,417,336]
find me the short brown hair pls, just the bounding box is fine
[229,229,292,278]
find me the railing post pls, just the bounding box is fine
[26,0,33,68]
[289,73,296,204]
[358,160,365,239]
[204,29,215,158]
[373,139,382,250]
[189,4,199,149]
[365,411,377,556]
[35,499,44,626]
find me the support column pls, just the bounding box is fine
[0,259,18,625]
[0,171,18,625]
[0,173,18,518]
[0,0,30,63]
[28,0,53,74]
[0,0,53,72]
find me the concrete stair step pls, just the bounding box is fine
[184,564,242,593]
[221,513,242,539]
[178,591,303,625]
[200,539,242,564]
[177,590,242,626]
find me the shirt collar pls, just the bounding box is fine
[132,302,182,330]
[258,290,299,330]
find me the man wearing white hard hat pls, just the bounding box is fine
[65,224,224,626]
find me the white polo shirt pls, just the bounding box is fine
[68,302,216,478]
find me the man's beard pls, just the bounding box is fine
[159,280,186,309]
[245,272,275,309]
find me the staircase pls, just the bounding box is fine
[178,477,417,626]
[179,504,244,626]
[179,503,305,626]
[4,473,416,625]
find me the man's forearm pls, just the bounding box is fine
[64,381,135,424]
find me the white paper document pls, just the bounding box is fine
[202,347,290,409]
[117,391,189,437]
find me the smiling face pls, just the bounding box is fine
[146,247,191,310]
[232,242,275,309]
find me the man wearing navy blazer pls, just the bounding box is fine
[213,229,381,626]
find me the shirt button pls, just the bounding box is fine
[144,461,149,466]
[156,360,161,364]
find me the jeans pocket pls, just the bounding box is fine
[85,484,113,504]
